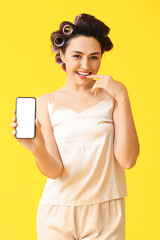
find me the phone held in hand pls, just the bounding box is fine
[15,97,36,139]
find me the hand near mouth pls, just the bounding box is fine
[86,74,128,100]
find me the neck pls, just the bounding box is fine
[63,76,95,95]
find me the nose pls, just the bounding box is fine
[81,57,90,69]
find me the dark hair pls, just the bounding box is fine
[50,13,113,72]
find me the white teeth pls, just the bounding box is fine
[77,71,90,76]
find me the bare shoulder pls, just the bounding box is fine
[36,93,48,118]
[36,93,48,103]
[47,89,70,105]
[36,93,46,107]
[36,92,56,107]
[48,88,64,98]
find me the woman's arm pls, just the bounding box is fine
[34,93,64,178]
[33,147,63,179]
[86,74,140,169]
[113,89,140,169]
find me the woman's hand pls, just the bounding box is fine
[11,110,46,156]
[86,74,128,100]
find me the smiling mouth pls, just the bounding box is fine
[76,71,92,76]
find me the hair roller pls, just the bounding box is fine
[52,45,60,53]
[55,55,63,65]
[59,21,75,33]
[53,35,65,47]
[62,24,73,35]
[74,14,82,24]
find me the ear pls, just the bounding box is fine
[59,49,65,63]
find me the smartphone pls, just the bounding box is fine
[15,97,36,139]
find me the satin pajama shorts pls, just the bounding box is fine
[36,197,125,240]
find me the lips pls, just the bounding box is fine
[76,71,92,76]
[75,71,92,78]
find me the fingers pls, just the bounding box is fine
[11,109,17,137]
[11,109,23,142]
[12,117,16,123]
[91,86,98,96]
[12,114,17,124]
[86,74,103,79]
[11,129,22,142]
[11,122,17,128]
[94,89,98,96]
[11,122,17,138]
[11,130,17,137]
[12,110,16,123]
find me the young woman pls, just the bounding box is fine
[11,13,140,240]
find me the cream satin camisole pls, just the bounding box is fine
[39,93,127,206]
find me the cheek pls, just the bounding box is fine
[92,60,101,70]
[66,59,79,69]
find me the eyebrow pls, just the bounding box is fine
[71,50,100,55]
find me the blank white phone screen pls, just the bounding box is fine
[16,97,36,139]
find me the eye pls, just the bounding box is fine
[73,55,81,58]
[91,56,98,59]
[73,55,98,59]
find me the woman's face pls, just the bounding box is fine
[60,35,102,84]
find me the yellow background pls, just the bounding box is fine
[1,0,160,239]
